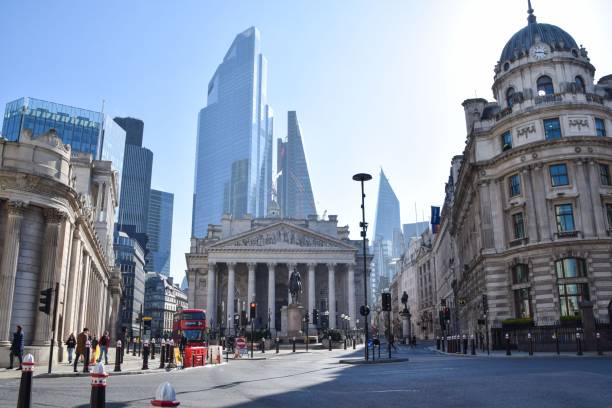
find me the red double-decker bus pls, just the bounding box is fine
[172,308,207,346]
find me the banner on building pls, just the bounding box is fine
[431,206,441,233]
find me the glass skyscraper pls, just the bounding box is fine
[192,27,273,237]
[146,189,174,276]
[277,111,317,219]
[1,97,126,193]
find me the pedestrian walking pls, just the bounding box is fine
[389,333,398,352]
[98,331,110,365]
[65,333,76,364]
[9,325,24,370]
[74,328,89,372]
[412,335,417,348]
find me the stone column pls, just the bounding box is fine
[588,160,607,237]
[77,253,91,330]
[247,263,256,303]
[267,263,276,332]
[0,201,25,345]
[206,262,216,328]
[328,263,336,329]
[532,163,552,241]
[347,263,356,330]
[521,167,539,241]
[63,227,82,336]
[227,262,236,331]
[308,263,316,332]
[575,159,595,237]
[33,208,65,346]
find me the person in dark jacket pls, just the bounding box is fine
[9,325,24,370]
[74,328,89,372]
[65,333,76,364]
[97,331,110,364]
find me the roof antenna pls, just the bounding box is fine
[527,0,537,24]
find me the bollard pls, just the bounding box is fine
[328,336,332,351]
[442,336,446,352]
[261,339,265,354]
[470,335,476,355]
[436,336,440,350]
[90,362,108,408]
[463,335,468,355]
[84,340,91,373]
[114,340,122,372]
[576,332,583,356]
[151,382,180,407]
[552,332,560,355]
[596,332,603,356]
[505,333,511,356]
[292,337,296,353]
[17,354,34,408]
[142,340,150,370]
[138,339,142,357]
[151,339,156,360]
[528,332,533,356]
[159,340,166,369]
[353,337,356,350]
[275,337,280,354]
[344,338,347,350]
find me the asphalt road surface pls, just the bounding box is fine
[1,344,611,407]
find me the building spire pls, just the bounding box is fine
[527,0,537,24]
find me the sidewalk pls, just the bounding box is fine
[429,346,609,358]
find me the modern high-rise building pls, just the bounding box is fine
[114,231,146,337]
[1,97,126,191]
[146,189,174,276]
[277,111,317,219]
[115,117,153,250]
[113,117,144,146]
[191,27,273,237]
[372,169,402,300]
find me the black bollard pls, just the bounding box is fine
[151,339,156,360]
[90,363,108,408]
[463,335,468,355]
[138,339,142,357]
[292,337,296,353]
[84,340,91,373]
[596,333,603,356]
[471,336,476,355]
[132,338,137,357]
[17,354,34,408]
[436,337,440,350]
[344,338,347,350]
[328,336,332,351]
[261,339,265,354]
[353,337,356,350]
[114,341,122,372]
[142,341,149,370]
[528,333,533,356]
[276,338,280,354]
[442,336,446,352]
[577,332,583,356]
[159,341,166,369]
[505,333,511,356]
[553,332,560,355]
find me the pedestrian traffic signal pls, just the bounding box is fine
[249,302,257,319]
[39,287,52,314]
[381,292,391,312]
[312,309,319,324]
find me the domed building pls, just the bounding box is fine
[438,2,612,347]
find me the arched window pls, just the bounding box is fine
[537,75,554,96]
[575,75,585,91]
[506,87,515,108]
[555,258,589,317]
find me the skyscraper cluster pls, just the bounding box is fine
[191,27,317,238]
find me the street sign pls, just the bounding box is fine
[143,316,152,321]
[236,337,247,349]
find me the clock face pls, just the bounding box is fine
[532,46,547,60]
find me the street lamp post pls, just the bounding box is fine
[353,172,372,361]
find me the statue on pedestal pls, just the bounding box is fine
[289,267,302,305]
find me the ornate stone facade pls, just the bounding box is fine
[185,214,370,336]
[0,129,121,366]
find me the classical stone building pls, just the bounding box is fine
[185,214,369,336]
[440,4,612,334]
[0,129,121,366]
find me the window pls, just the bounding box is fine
[555,204,575,232]
[575,75,585,91]
[606,204,612,228]
[512,212,525,239]
[558,283,589,316]
[514,288,532,318]
[512,264,529,284]
[506,87,515,108]
[537,75,554,96]
[556,258,587,279]
[509,174,521,197]
[501,131,512,151]
[544,118,562,140]
[595,118,606,137]
[600,164,610,185]
[549,164,569,187]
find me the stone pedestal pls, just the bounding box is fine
[400,310,411,344]
[280,306,288,338]
[287,304,304,338]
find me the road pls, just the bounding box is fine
[0,344,611,407]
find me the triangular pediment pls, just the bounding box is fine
[209,221,356,251]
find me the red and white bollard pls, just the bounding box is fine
[151,382,180,406]
[17,354,34,408]
[90,362,109,408]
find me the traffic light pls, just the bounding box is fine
[482,294,489,314]
[381,292,391,312]
[312,309,319,325]
[39,288,52,314]
[249,302,257,319]
[360,305,370,316]
[304,312,309,324]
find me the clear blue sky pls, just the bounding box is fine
[1,0,610,281]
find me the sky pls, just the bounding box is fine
[1,0,611,282]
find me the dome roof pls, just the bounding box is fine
[499,4,578,63]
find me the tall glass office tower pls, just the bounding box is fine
[277,111,316,219]
[146,189,174,276]
[192,27,273,237]
[1,97,126,192]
